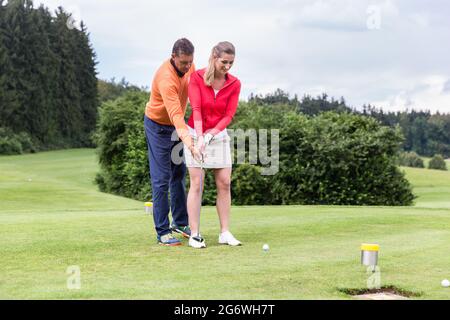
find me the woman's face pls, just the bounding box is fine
[215,53,235,77]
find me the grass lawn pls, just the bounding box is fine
[1,149,450,299]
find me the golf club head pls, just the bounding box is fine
[192,235,205,243]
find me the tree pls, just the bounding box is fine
[1,0,99,153]
[73,21,98,146]
[0,0,13,126]
[411,116,429,155]
[98,77,142,103]
[0,0,28,133]
[52,7,83,145]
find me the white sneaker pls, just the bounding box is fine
[218,231,242,246]
[189,235,207,249]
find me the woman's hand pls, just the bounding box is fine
[203,133,214,146]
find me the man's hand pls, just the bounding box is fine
[197,135,205,154]
[189,145,203,163]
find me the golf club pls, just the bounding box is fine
[192,149,206,244]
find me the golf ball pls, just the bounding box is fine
[263,244,269,252]
[441,279,450,288]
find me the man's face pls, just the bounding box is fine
[172,53,194,74]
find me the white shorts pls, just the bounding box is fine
[184,127,232,169]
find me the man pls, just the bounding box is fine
[144,38,202,246]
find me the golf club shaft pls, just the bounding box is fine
[198,157,204,238]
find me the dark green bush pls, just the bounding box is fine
[230,103,415,206]
[287,112,414,205]
[231,164,270,205]
[0,136,23,155]
[398,151,425,168]
[95,98,416,206]
[0,127,36,155]
[93,91,151,199]
[428,154,448,171]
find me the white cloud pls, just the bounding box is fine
[409,13,429,28]
[295,0,367,31]
[35,0,450,113]
[372,75,450,113]
[284,0,401,32]
[443,80,450,94]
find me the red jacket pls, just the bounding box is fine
[188,68,241,136]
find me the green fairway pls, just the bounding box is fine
[1,149,450,299]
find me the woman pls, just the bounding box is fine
[184,41,242,249]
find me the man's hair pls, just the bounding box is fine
[172,38,195,56]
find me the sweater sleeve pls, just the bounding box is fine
[159,79,193,147]
[188,73,203,137]
[210,81,241,136]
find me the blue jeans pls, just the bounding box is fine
[144,116,189,237]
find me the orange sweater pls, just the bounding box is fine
[145,59,195,146]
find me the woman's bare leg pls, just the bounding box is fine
[214,168,232,233]
[187,167,205,236]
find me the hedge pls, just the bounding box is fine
[94,96,415,206]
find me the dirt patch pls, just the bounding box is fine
[354,292,409,300]
[338,286,422,300]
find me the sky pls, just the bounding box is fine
[35,0,450,113]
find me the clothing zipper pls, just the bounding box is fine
[212,87,218,102]
[211,77,237,102]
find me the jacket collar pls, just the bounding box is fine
[167,59,187,78]
[197,68,237,90]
